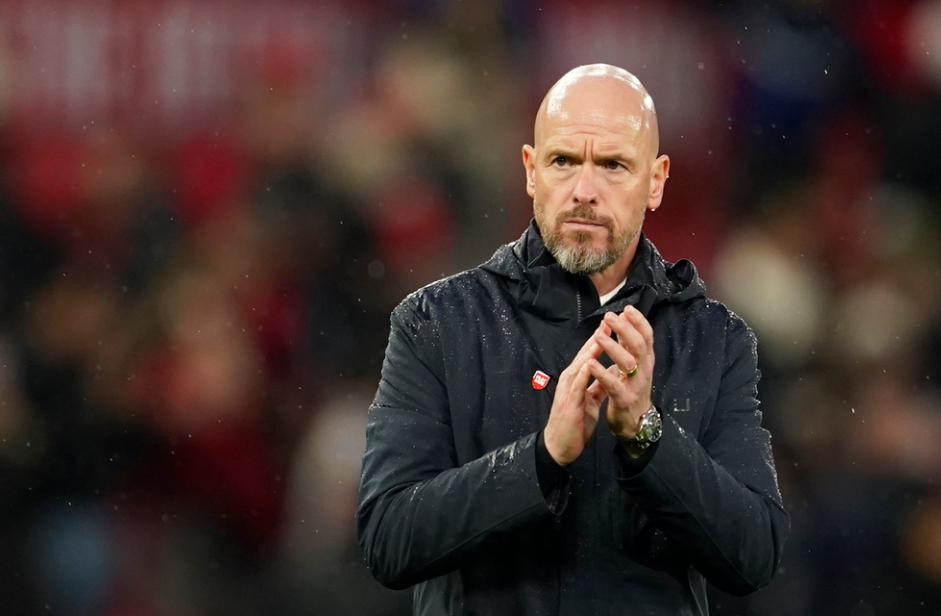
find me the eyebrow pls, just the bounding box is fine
[542,146,637,169]
[542,146,576,160]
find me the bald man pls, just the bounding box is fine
[358,64,788,616]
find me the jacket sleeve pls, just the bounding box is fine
[356,296,556,590]
[615,313,789,596]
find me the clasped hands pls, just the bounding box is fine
[544,306,654,466]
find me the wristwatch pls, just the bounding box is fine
[620,405,662,450]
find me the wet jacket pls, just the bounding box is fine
[357,221,789,616]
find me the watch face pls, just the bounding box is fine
[650,411,663,441]
[640,408,662,443]
[621,407,662,448]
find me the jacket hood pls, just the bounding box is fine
[479,219,706,323]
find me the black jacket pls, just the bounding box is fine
[357,222,789,616]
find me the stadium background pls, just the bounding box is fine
[0,0,940,614]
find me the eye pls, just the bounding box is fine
[552,156,570,167]
[604,159,623,170]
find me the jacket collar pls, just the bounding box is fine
[481,219,705,323]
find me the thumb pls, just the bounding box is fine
[586,377,607,409]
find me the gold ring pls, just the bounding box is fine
[620,364,639,379]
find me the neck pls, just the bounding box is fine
[588,236,640,296]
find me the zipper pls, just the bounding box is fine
[576,288,582,322]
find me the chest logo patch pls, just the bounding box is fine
[532,370,551,390]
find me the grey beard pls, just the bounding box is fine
[545,233,622,275]
[535,201,640,275]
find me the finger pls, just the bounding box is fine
[583,386,601,436]
[586,376,606,404]
[623,305,654,353]
[550,360,592,427]
[589,362,646,425]
[559,337,601,386]
[623,307,655,370]
[572,330,606,366]
[559,359,594,414]
[596,314,641,370]
[573,341,604,385]
[571,356,593,393]
[588,358,628,396]
[592,329,637,375]
[603,311,646,362]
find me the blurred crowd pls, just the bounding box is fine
[0,0,940,614]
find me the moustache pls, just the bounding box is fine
[555,205,614,231]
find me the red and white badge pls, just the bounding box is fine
[531,370,551,390]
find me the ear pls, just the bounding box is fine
[647,155,670,211]
[522,144,536,199]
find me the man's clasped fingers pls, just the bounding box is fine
[589,309,646,378]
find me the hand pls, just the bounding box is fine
[543,331,609,466]
[587,306,655,440]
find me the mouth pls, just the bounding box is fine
[562,218,607,229]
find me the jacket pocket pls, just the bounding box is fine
[614,494,688,579]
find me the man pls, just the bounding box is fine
[357,64,788,615]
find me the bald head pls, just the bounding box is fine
[521,63,670,287]
[534,64,660,158]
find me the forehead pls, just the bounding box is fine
[543,112,642,146]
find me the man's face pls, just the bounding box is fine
[522,75,669,275]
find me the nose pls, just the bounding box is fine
[572,163,598,204]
